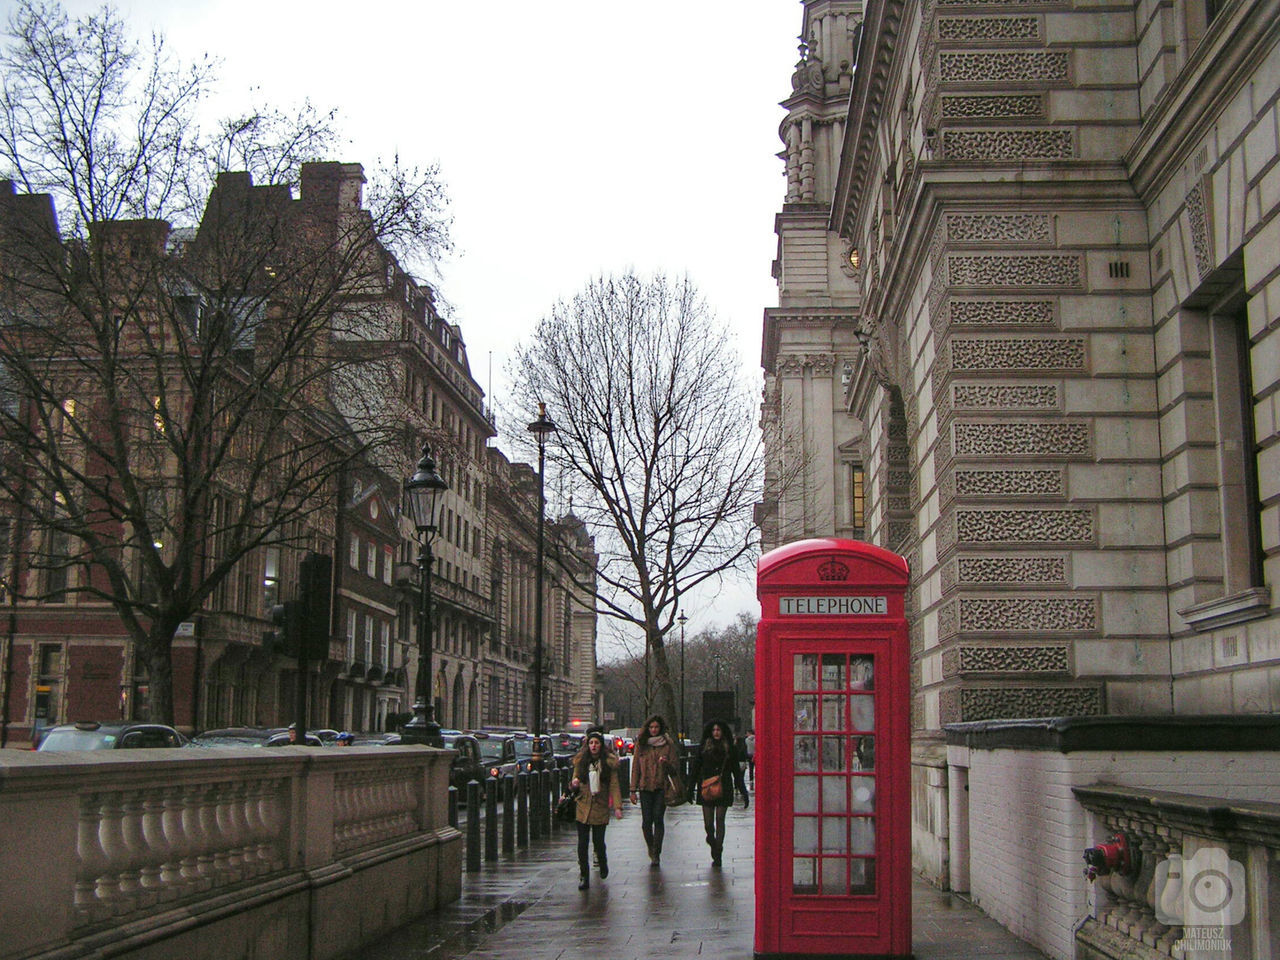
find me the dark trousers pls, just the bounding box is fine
[702,803,727,849]
[576,821,607,874]
[637,789,667,854]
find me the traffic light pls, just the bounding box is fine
[299,552,332,661]
[266,599,303,657]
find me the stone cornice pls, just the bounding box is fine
[1126,0,1280,200]
[831,0,907,238]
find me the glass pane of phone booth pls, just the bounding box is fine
[791,652,876,897]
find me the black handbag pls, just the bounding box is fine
[555,789,578,823]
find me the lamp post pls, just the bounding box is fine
[527,402,556,735]
[402,443,447,747]
[677,613,688,739]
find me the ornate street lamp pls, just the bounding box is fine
[527,402,556,735]
[402,443,448,747]
[678,612,688,740]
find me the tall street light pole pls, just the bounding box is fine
[678,612,688,739]
[527,403,556,736]
[402,443,447,747]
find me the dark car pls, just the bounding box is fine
[441,733,487,793]
[36,720,186,751]
[511,734,556,773]
[475,734,516,779]
[187,726,275,748]
[265,730,324,746]
[552,732,584,767]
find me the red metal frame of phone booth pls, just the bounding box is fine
[755,538,911,959]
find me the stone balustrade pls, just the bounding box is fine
[1073,784,1280,960]
[0,745,460,960]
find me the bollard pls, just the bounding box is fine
[448,784,458,828]
[485,777,499,862]
[619,755,631,795]
[529,769,543,841]
[466,780,481,872]
[502,775,515,856]
[540,769,553,836]
[516,771,529,847]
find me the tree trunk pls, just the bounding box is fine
[140,625,177,726]
[648,627,679,735]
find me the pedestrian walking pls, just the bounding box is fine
[692,719,748,868]
[569,729,623,889]
[628,714,680,867]
[745,729,756,783]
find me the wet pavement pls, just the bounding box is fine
[345,801,1050,960]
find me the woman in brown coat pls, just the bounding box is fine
[570,729,623,889]
[628,714,680,866]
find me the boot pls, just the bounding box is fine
[711,840,723,868]
[599,853,609,879]
[578,873,589,890]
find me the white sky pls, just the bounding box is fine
[46,0,803,650]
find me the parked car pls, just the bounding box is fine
[36,720,187,751]
[187,726,275,748]
[441,733,487,794]
[475,734,516,779]
[265,730,324,746]
[511,733,556,772]
[552,732,584,767]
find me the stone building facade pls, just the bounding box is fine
[764,1,1280,955]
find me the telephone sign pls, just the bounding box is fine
[755,538,911,959]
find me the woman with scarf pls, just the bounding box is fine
[692,718,748,867]
[570,729,623,889]
[628,714,680,866]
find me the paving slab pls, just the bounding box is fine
[344,801,1050,960]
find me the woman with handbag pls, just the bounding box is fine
[692,718,747,867]
[570,729,623,889]
[628,714,681,867]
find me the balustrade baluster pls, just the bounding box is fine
[195,785,220,886]
[213,783,242,881]
[258,780,284,872]
[96,794,129,909]
[179,783,207,888]
[228,782,255,876]
[159,787,189,891]
[75,794,108,918]
[138,791,169,898]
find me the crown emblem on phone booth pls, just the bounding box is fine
[817,559,850,581]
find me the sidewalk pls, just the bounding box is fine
[346,801,1050,960]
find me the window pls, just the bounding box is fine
[849,466,866,539]
[347,609,357,661]
[364,616,374,665]
[349,534,360,570]
[380,622,390,667]
[383,547,394,585]
[263,545,281,610]
[44,526,70,602]
[1210,303,1265,592]
[366,541,377,578]
[34,643,62,727]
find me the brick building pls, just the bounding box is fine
[0,165,599,744]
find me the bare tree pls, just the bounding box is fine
[509,272,761,729]
[0,1,450,723]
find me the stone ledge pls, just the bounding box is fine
[943,713,1280,752]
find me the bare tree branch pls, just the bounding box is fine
[507,271,761,727]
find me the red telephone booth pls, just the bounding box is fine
[755,538,911,959]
